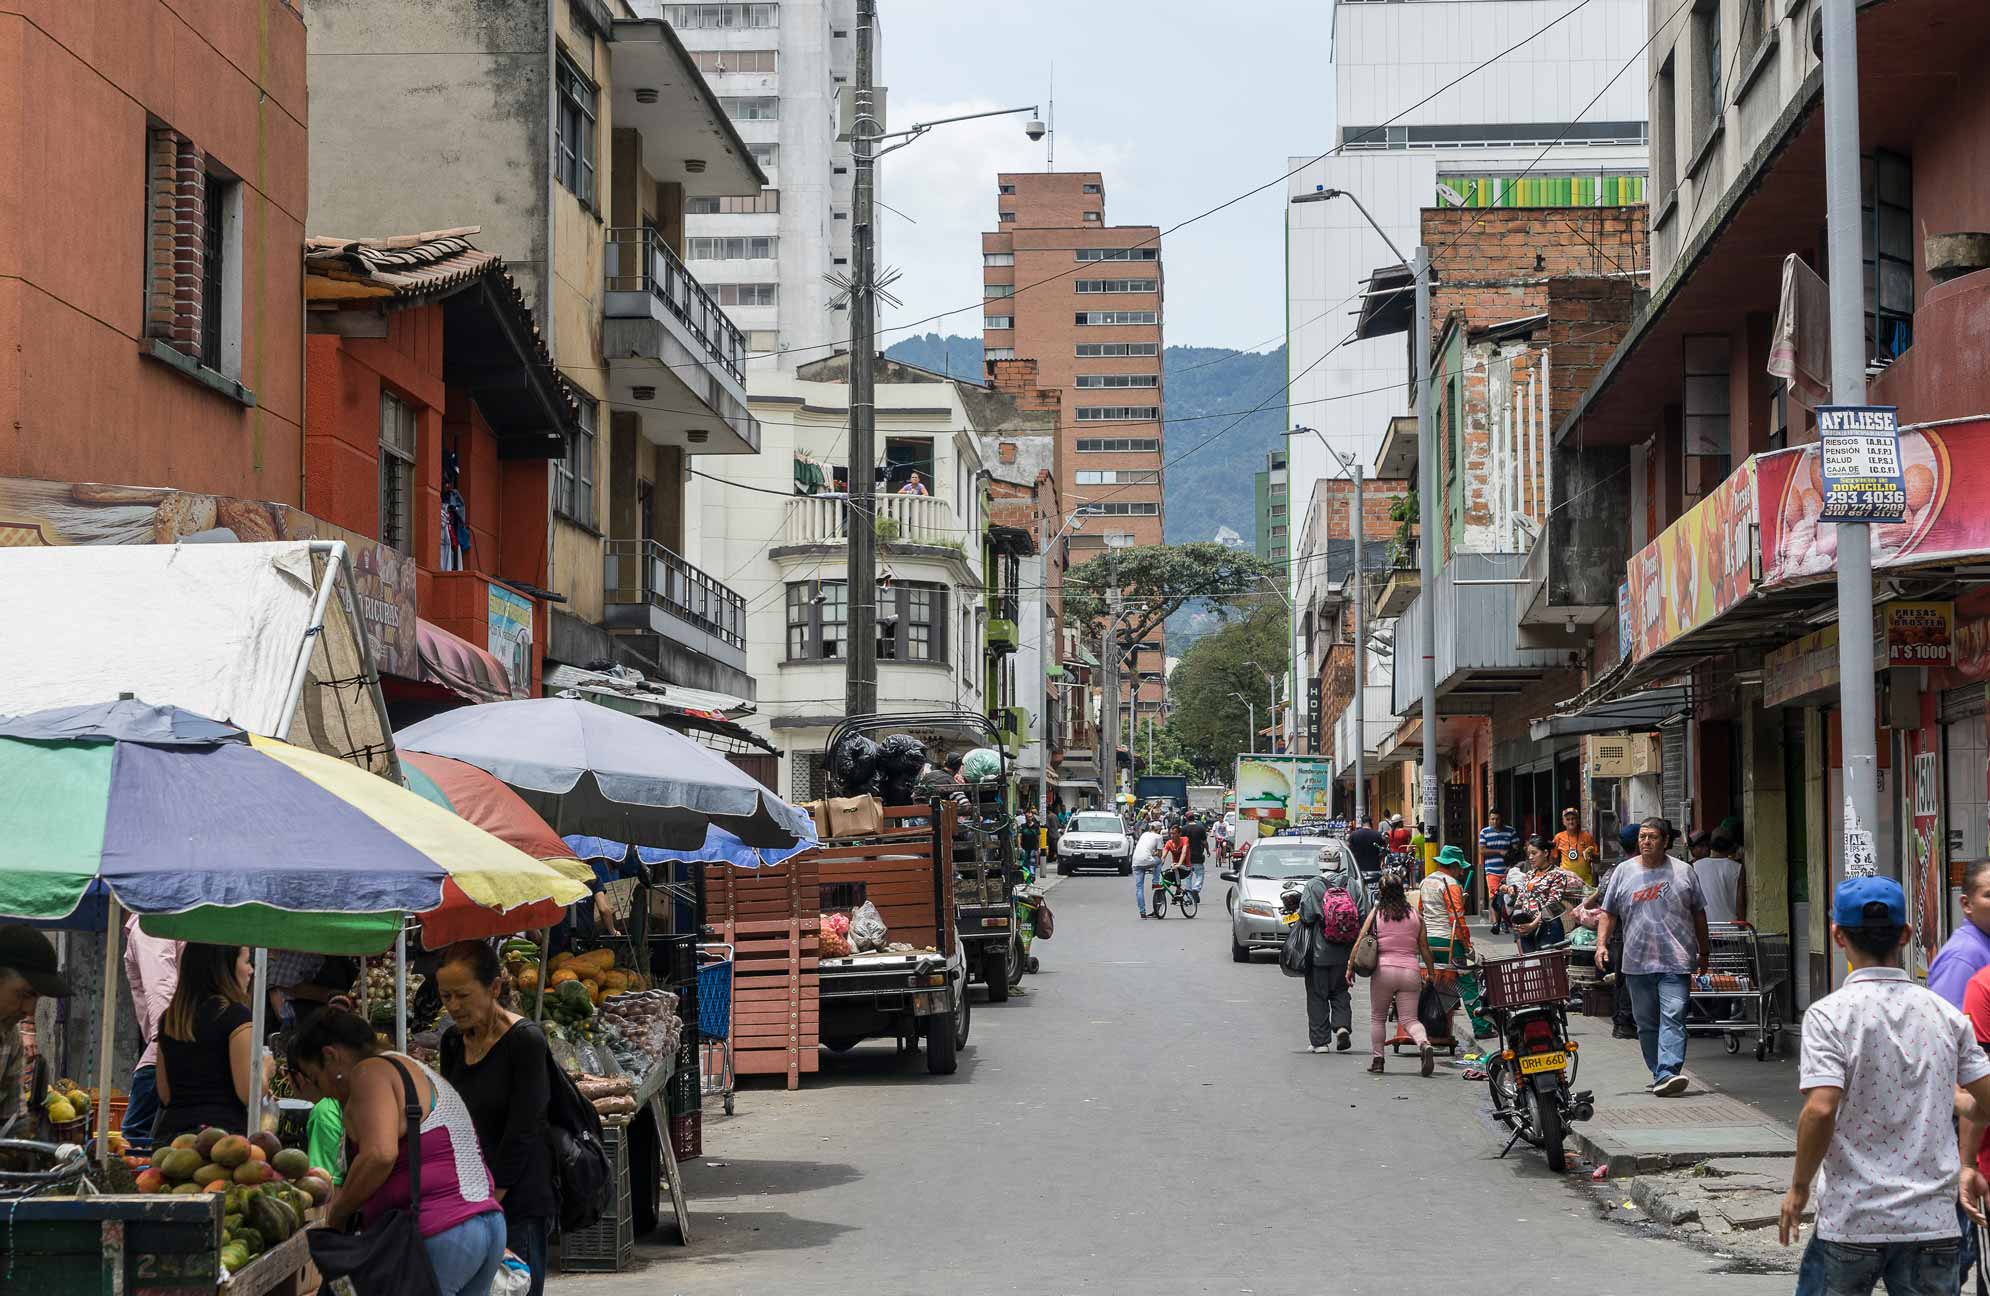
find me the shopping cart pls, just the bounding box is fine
[696,943,735,1115]
[1684,921,1789,1060]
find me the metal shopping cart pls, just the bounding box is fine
[696,943,735,1115]
[1684,921,1790,1060]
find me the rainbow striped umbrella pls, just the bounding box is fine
[0,699,591,952]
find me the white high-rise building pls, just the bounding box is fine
[1283,0,1650,745]
[651,1,866,371]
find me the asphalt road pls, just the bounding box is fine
[562,871,1793,1296]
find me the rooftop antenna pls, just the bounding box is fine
[1046,63,1056,171]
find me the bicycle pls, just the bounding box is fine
[1153,863,1201,919]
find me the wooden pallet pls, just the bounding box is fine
[705,853,820,1089]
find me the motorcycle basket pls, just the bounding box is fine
[1481,950,1570,1011]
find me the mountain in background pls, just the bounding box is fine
[885,332,1288,654]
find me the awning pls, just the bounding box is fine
[542,663,752,720]
[1531,673,1691,741]
[417,617,516,705]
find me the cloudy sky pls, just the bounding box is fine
[872,0,1334,353]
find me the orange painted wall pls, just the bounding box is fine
[0,0,307,500]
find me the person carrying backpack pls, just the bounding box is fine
[1298,847,1367,1053]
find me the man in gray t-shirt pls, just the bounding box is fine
[1597,818,1710,1095]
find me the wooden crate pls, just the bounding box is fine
[705,852,820,1089]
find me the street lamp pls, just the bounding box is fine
[1290,183,1437,842]
[1246,658,1279,754]
[1295,425,1368,826]
[1039,506,1097,824]
[1230,690,1256,754]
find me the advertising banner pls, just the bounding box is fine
[1816,405,1907,522]
[487,584,534,699]
[1626,457,1758,662]
[1234,755,1335,827]
[1883,601,1953,668]
[0,476,419,678]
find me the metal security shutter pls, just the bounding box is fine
[1661,723,1687,829]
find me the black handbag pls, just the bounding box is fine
[306,1056,441,1296]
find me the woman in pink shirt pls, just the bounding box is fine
[1350,875,1438,1075]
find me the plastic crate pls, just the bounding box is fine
[669,1110,702,1159]
[558,1123,634,1273]
[696,957,734,1041]
[1481,951,1571,1010]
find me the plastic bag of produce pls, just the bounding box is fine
[960,747,1002,783]
[829,733,882,796]
[850,900,888,952]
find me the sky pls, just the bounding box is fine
[871,0,1334,353]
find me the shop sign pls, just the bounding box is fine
[1759,419,1990,587]
[1816,405,1907,522]
[1625,458,1758,662]
[0,476,418,678]
[1616,580,1632,661]
[487,584,535,699]
[1235,755,1335,826]
[1763,625,1840,709]
[1883,600,1953,668]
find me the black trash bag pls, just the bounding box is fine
[1278,920,1311,978]
[828,733,881,796]
[1416,982,1451,1039]
[874,734,928,804]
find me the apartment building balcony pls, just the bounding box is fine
[603,226,759,455]
[987,593,1020,653]
[776,492,962,554]
[603,538,749,675]
[1373,537,1422,618]
[1391,552,1568,717]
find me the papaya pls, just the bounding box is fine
[234,1226,265,1254]
[219,1244,248,1272]
[515,967,539,993]
[211,1135,250,1167]
[573,948,615,973]
[249,1191,298,1243]
[549,968,578,986]
[549,951,575,972]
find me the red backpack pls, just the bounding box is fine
[1320,883,1361,943]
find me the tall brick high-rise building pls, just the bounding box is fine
[982,171,1166,756]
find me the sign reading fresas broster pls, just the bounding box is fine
[1817,405,1907,522]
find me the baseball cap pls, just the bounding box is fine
[0,923,72,999]
[1832,875,1906,928]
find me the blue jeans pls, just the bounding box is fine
[1190,861,1204,894]
[1625,972,1691,1081]
[124,1064,160,1149]
[424,1209,507,1296]
[1134,863,1158,915]
[505,1212,552,1296]
[1794,1235,1961,1296]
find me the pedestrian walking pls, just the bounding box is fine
[1300,848,1366,1053]
[1419,845,1478,1043]
[437,941,557,1296]
[1478,810,1518,932]
[1595,817,1708,1096]
[1347,815,1386,882]
[1132,820,1165,919]
[1780,876,1990,1296]
[1351,874,1436,1075]
[1184,815,1210,899]
[1928,860,1990,1005]
[1695,829,1747,923]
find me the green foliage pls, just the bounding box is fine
[1163,604,1292,771]
[1132,720,1203,780]
[1062,542,1280,660]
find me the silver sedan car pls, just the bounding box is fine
[1223,836,1368,963]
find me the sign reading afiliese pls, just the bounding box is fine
[1816,405,1907,522]
[0,477,419,678]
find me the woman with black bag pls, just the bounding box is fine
[289,1008,506,1296]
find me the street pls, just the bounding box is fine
[566,874,1793,1295]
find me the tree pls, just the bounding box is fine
[1061,542,1280,664]
[1130,718,1203,780]
[1163,603,1292,771]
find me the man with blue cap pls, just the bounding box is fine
[1780,874,1990,1295]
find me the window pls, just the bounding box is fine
[714,283,777,306]
[998,183,1016,195]
[984,283,1014,298]
[1075,247,1156,262]
[1340,120,1649,151]
[786,580,946,662]
[1075,436,1159,452]
[143,125,243,381]
[1075,279,1157,294]
[1074,373,1158,388]
[832,210,848,220]
[719,96,779,121]
[1681,335,1731,457]
[1074,311,1157,326]
[686,190,781,214]
[1082,183,1101,194]
[984,315,1013,330]
[1089,501,1159,516]
[1690,0,1721,151]
[1083,211,1101,222]
[554,396,597,528]
[746,329,779,352]
[1077,341,1158,357]
[985,347,1017,360]
[748,142,779,169]
[1652,57,1677,209]
[689,48,778,74]
[1104,532,1137,548]
[982,252,1014,267]
[1074,469,1159,485]
[555,53,597,208]
[1864,149,1914,363]
[1075,406,1159,422]
[1269,502,1286,518]
[378,391,417,553]
[687,236,777,260]
[997,211,1017,223]
[1737,0,1769,77]
[198,171,228,370]
[662,4,778,29]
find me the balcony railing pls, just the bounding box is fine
[783,492,955,548]
[988,593,1020,623]
[604,227,746,384]
[604,538,745,650]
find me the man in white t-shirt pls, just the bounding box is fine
[1131,821,1165,920]
[1780,875,1990,1295]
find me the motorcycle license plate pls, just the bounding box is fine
[1281,912,1300,925]
[1518,1051,1567,1076]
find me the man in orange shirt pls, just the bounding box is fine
[1553,806,1600,887]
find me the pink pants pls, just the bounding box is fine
[1370,965,1429,1058]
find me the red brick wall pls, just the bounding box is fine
[1545,276,1640,415]
[1423,206,1649,350]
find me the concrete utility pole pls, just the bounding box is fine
[1820,0,1881,880]
[1346,457,1367,826]
[843,0,880,715]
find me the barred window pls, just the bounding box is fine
[1074,279,1157,293]
[1074,406,1160,421]
[1074,374,1158,388]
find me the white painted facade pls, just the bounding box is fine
[1283,0,1652,744]
[697,369,986,798]
[648,0,862,372]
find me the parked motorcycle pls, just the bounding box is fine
[1481,949,1594,1173]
